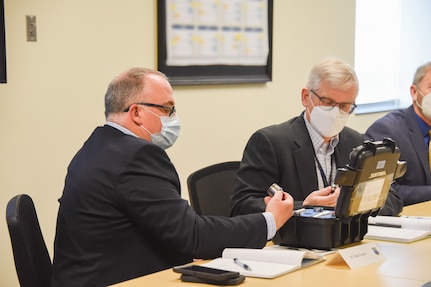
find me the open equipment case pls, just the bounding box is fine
[273,138,407,250]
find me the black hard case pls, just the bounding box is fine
[273,139,406,250]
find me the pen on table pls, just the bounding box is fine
[233,258,252,271]
[368,222,402,228]
[402,215,431,220]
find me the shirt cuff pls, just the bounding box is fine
[262,212,276,240]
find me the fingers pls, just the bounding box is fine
[265,191,294,229]
[321,186,334,195]
[304,186,339,207]
[265,188,281,204]
[282,191,293,201]
[265,190,291,204]
[264,190,293,211]
[332,186,341,196]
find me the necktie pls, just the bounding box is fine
[429,131,431,171]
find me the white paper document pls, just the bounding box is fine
[369,215,431,230]
[365,215,431,243]
[202,247,325,278]
[365,225,431,243]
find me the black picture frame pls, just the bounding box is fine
[0,0,6,83]
[157,0,273,85]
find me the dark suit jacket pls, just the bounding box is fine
[52,125,268,287]
[366,105,431,205]
[231,115,403,216]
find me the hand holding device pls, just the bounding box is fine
[303,186,339,207]
[267,183,283,197]
[265,183,294,229]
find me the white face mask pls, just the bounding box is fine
[308,98,350,138]
[416,89,431,120]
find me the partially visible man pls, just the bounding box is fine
[231,57,403,217]
[51,68,294,287]
[366,61,431,205]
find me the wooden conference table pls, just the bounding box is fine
[112,202,431,287]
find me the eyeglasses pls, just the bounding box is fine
[123,102,176,117]
[310,90,357,114]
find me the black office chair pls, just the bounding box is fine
[6,194,52,287]
[187,161,240,217]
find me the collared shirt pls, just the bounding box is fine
[105,121,277,240]
[413,112,431,147]
[105,121,138,137]
[303,113,339,189]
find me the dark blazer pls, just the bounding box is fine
[366,105,431,205]
[52,125,268,287]
[231,115,403,216]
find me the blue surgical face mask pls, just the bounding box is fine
[140,108,180,150]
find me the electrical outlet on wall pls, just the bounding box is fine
[26,15,37,42]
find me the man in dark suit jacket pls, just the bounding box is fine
[366,61,431,206]
[51,68,294,287]
[231,57,403,217]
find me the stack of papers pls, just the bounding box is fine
[365,215,431,243]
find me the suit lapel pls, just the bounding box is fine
[292,117,319,196]
[405,107,431,180]
[335,131,357,167]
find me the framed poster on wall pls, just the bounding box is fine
[157,0,273,85]
[0,0,6,83]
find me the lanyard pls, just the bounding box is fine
[314,154,334,187]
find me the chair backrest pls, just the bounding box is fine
[187,161,240,217]
[6,194,52,287]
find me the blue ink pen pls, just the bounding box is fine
[233,258,252,271]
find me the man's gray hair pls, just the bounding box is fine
[104,68,168,118]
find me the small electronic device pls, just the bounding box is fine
[173,264,240,282]
[273,138,407,250]
[180,274,245,285]
[267,183,283,197]
[334,138,406,220]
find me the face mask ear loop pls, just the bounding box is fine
[415,87,425,110]
[139,106,160,138]
[140,124,153,138]
[306,92,315,117]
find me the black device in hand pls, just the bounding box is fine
[173,264,242,284]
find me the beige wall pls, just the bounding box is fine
[0,1,388,286]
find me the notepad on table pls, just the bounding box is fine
[365,215,431,243]
[202,247,325,279]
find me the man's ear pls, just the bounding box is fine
[301,88,310,107]
[410,85,419,101]
[129,105,143,125]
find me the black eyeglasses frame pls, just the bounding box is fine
[123,102,176,117]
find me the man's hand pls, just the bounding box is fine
[303,185,340,207]
[264,191,294,230]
